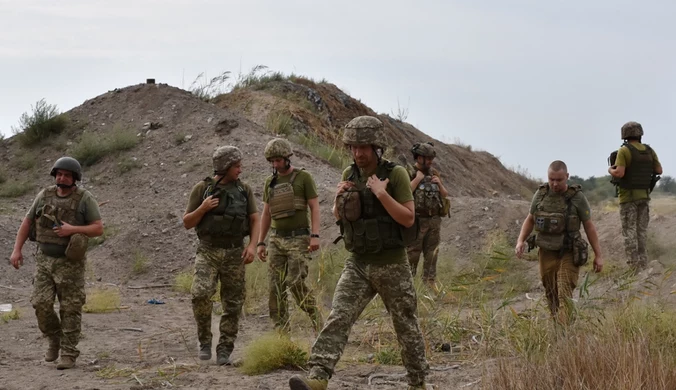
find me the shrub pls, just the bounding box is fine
[239,333,308,375]
[83,287,121,313]
[265,110,293,135]
[71,125,140,166]
[13,99,68,146]
[0,181,32,198]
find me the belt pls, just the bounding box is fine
[38,243,67,257]
[199,237,244,249]
[272,228,309,238]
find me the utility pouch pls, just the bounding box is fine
[65,233,88,261]
[572,236,589,267]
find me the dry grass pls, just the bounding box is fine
[1,309,21,323]
[83,287,122,313]
[239,333,308,375]
[0,180,33,198]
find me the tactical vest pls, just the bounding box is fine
[268,169,308,220]
[619,143,654,190]
[413,173,442,217]
[196,178,250,243]
[35,186,85,246]
[533,184,582,252]
[337,161,409,254]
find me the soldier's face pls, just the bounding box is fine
[225,161,242,181]
[350,145,376,168]
[269,157,289,173]
[416,156,434,172]
[55,169,75,187]
[547,168,569,193]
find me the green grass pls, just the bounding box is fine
[132,250,149,275]
[13,153,37,171]
[1,309,20,323]
[0,181,32,198]
[117,156,141,174]
[71,125,140,166]
[239,333,308,375]
[265,110,293,136]
[173,271,193,294]
[83,287,121,313]
[291,132,352,170]
[12,99,68,146]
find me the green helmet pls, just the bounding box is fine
[213,146,242,174]
[621,121,644,139]
[264,138,293,160]
[342,116,388,149]
[50,156,82,181]
[411,142,436,158]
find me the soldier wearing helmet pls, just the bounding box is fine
[289,116,429,390]
[608,121,663,271]
[10,156,103,370]
[183,145,261,365]
[257,138,323,332]
[407,142,449,288]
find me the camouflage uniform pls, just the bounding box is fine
[613,122,662,270]
[191,244,246,356]
[406,216,441,282]
[300,116,428,389]
[267,235,321,330]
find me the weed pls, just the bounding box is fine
[83,287,121,313]
[373,345,402,365]
[173,132,187,145]
[0,181,32,198]
[117,156,141,174]
[71,125,140,166]
[95,364,137,379]
[390,97,410,122]
[12,99,68,146]
[266,110,294,135]
[1,309,20,323]
[291,132,352,170]
[189,71,231,101]
[239,333,308,375]
[13,153,37,171]
[173,271,193,294]
[132,250,149,274]
[88,225,117,248]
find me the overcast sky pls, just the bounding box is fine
[1,0,674,180]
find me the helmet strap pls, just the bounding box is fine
[56,183,77,189]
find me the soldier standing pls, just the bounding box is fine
[515,160,603,324]
[608,121,663,271]
[183,146,260,365]
[407,142,449,288]
[10,157,103,369]
[289,116,428,390]
[256,138,323,332]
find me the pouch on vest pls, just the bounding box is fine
[342,218,383,254]
[65,233,88,261]
[440,197,451,217]
[38,204,61,228]
[534,212,566,234]
[269,182,296,219]
[572,236,589,267]
[337,190,362,222]
[535,233,565,251]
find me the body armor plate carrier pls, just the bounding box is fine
[268,169,307,220]
[533,184,581,252]
[196,178,250,245]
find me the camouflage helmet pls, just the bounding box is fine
[411,142,436,158]
[343,116,388,149]
[621,121,644,139]
[264,138,293,160]
[50,156,82,181]
[212,146,242,174]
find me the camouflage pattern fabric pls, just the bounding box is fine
[342,116,388,149]
[620,199,650,269]
[264,138,293,160]
[191,244,246,355]
[307,258,428,386]
[406,216,441,282]
[267,235,321,331]
[30,251,86,358]
[621,121,644,139]
[212,146,242,174]
[538,248,580,325]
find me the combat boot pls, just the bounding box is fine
[44,337,60,362]
[56,356,76,370]
[216,350,232,366]
[289,375,328,390]
[198,344,212,360]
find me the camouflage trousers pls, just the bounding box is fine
[406,216,441,282]
[191,243,246,355]
[307,258,428,386]
[620,199,650,269]
[30,251,86,358]
[539,248,580,325]
[267,235,321,331]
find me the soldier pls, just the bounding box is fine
[183,146,260,365]
[256,138,322,332]
[515,160,603,324]
[10,157,103,370]
[289,116,428,390]
[407,142,449,287]
[608,121,663,271]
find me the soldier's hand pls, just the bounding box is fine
[309,237,320,253]
[257,244,267,262]
[593,255,603,273]
[515,241,526,259]
[199,195,219,212]
[10,250,23,269]
[53,222,75,237]
[335,181,355,196]
[367,175,389,197]
[241,245,255,264]
[415,170,425,180]
[431,176,441,185]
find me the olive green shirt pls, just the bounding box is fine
[263,169,318,231]
[185,179,258,216]
[342,163,414,265]
[529,187,592,222]
[614,142,662,204]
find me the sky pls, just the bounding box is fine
[1,0,674,180]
